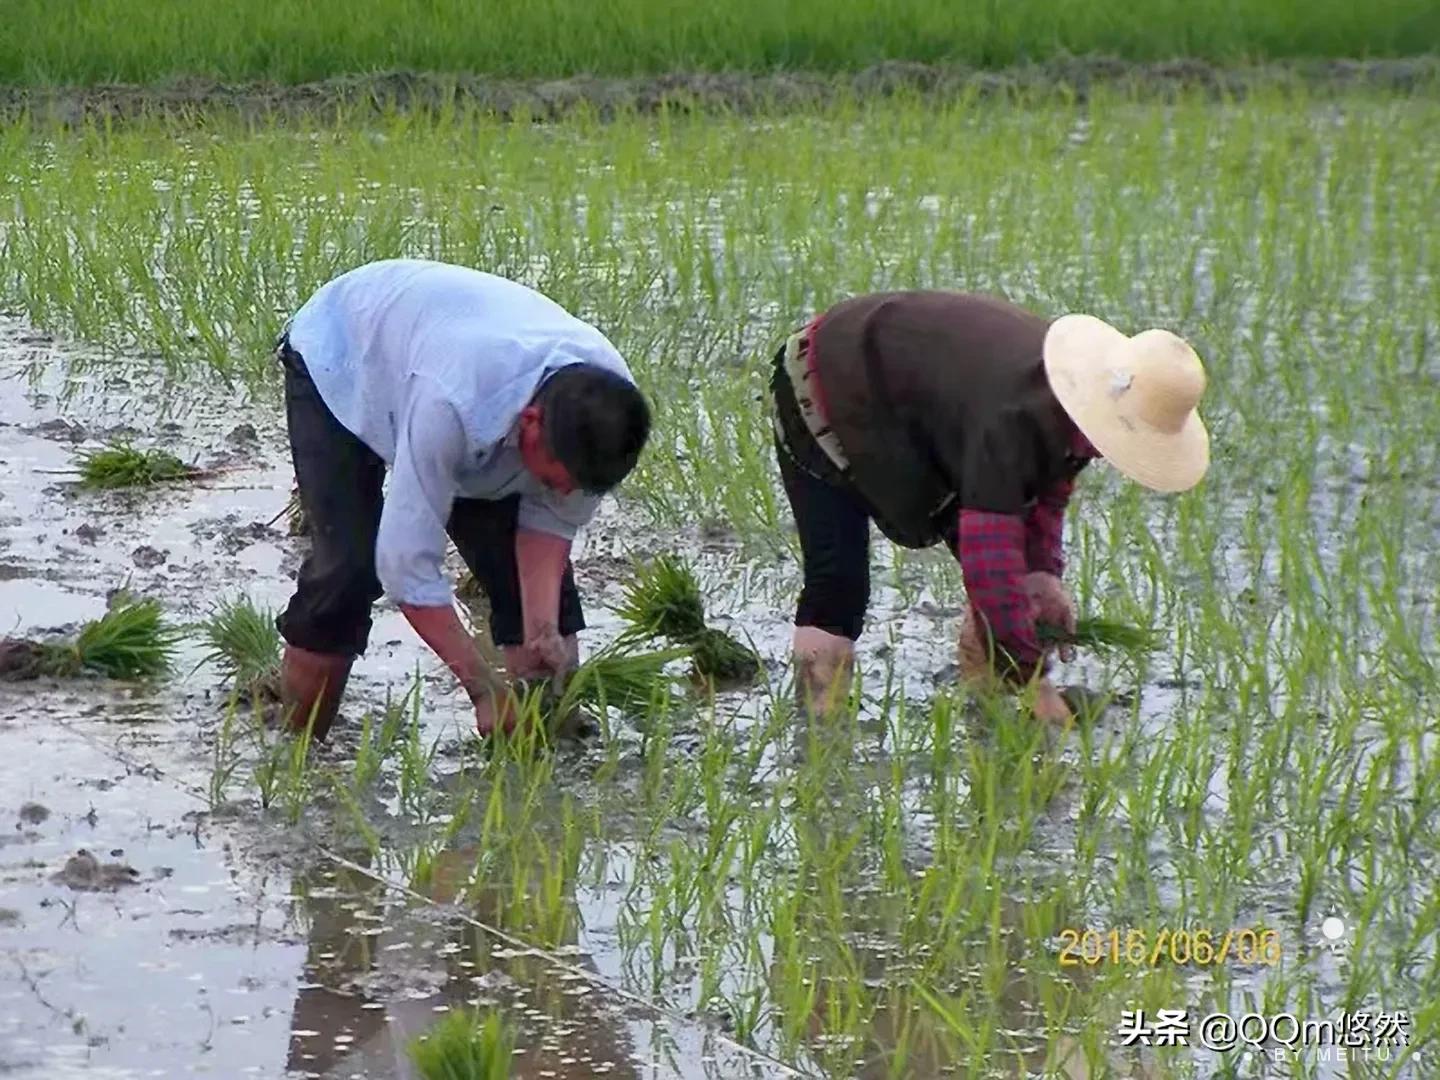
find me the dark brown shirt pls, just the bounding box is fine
[810,289,1084,549]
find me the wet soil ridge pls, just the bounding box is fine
[4,56,1438,125]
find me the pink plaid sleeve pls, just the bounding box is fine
[957,509,1046,685]
[1024,477,1074,577]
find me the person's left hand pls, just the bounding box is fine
[1022,572,1077,662]
[508,631,577,686]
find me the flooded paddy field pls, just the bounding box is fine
[2,83,1439,1078]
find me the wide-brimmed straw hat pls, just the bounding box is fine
[1042,313,1211,493]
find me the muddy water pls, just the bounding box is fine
[0,316,1113,1078]
[2,315,1412,1078]
[0,320,803,1078]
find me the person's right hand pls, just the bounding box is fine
[471,677,519,737]
[1022,571,1077,662]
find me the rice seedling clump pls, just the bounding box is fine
[614,553,707,642]
[407,1007,515,1080]
[1036,617,1156,654]
[518,642,691,736]
[615,554,760,683]
[75,443,195,490]
[1,595,181,681]
[194,594,282,700]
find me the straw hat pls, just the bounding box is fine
[1042,313,1211,493]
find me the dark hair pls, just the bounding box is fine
[538,365,651,494]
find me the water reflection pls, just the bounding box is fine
[283,850,644,1080]
[766,702,1162,1079]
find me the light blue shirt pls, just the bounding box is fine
[285,258,635,608]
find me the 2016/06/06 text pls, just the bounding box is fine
[1057,927,1281,969]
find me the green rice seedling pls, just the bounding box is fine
[74,442,197,490]
[351,695,409,793]
[249,719,286,811]
[615,553,706,643]
[23,593,183,679]
[539,641,691,724]
[407,1007,514,1080]
[1036,617,1156,654]
[279,711,316,826]
[208,697,246,808]
[615,553,761,683]
[194,594,281,699]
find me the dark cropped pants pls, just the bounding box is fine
[274,335,584,657]
[770,342,876,642]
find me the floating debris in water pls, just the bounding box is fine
[51,849,142,891]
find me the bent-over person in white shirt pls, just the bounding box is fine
[271,258,652,740]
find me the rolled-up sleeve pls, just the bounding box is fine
[517,488,601,541]
[375,379,467,607]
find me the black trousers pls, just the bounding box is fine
[770,343,875,642]
[275,338,585,657]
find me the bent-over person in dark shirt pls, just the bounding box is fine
[769,289,1210,724]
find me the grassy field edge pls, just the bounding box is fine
[5,55,1440,127]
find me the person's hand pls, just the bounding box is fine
[470,675,519,737]
[957,609,998,688]
[529,631,573,676]
[1032,677,1074,726]
[1023,571,1077,662]
[507,631,577,686]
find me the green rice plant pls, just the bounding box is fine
[208,696,249,808]
[689,625,762,684]
[615,553,761,683]
[74,442,197,490]
[407,1006,514,1080]
[11,594,182,680]
[194,594,282,699]
[4,0,1436,86]
[71,594,180,677]
[1036,617,1156,654]
[547,641,692,721]
[615,553,707,643]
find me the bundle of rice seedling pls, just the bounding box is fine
[408,1007,514,1080]
[689,625,761,684]
[75,443,196,490]
[1,595,183,682]
[1037,617,1156,654]
[615,553,761,685]
[614,553,706,642]
[69,594,182,677]
[194,594,282,700]
[548,641,690,720]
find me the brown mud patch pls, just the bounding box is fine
[3,56,1438,127]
